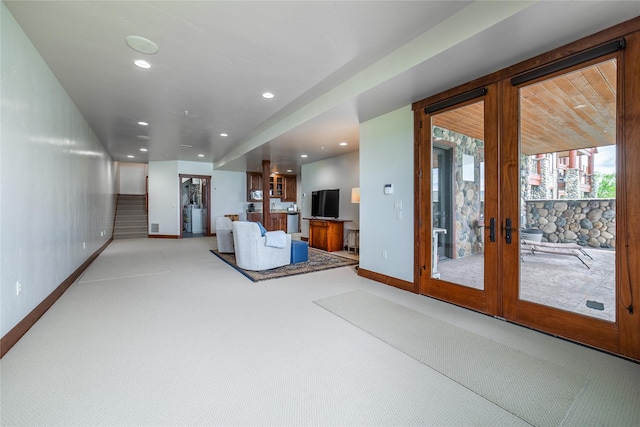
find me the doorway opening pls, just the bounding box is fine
[180,174,211,238]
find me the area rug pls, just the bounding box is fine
[314,290,588,427]
[210,247,358,282]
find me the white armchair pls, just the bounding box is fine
[232,221,291,271]
[215,216,234,253]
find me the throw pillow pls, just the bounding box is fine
[257,222,267,236]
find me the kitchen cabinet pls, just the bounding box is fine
[248,172,296,202]
[246,172,263,201]
[269,175,284,198]
[270,213,287,232]
[247,212,262,223]
[246,211,287,232]
[283,175,297,202]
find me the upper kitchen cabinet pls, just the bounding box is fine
[248,173,296,202]
[271,174,296,202]
[247,172,263,202]
[282,175,296,202]
[269,174,284,198]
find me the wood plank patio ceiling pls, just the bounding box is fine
[431,59,616,155]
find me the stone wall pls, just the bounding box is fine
[523,199,616,248]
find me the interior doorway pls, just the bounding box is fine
[179,174,211,238]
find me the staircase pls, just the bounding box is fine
[113,194,148,239]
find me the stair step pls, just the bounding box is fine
[114,227,147,232]
[116,205,145,209]
[116,211,146,216]
[114,224,148,230]
[113,232,148,240]
[116,215,147,224]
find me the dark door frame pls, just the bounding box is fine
[179,174,211,238]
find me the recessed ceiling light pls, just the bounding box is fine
[198,154,205,157]
[301,154,308,158]
[134,59,151,69]
[137,135,150,140]
[220,133,228,137]
[287,169,293,173]
[262,92,274,99]
[125,36,159,54]
[140,148,148,152]
[127,155,134,158]
[339,141,348,146]
[138,121,149,126]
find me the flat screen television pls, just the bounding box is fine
[311,189,339,218]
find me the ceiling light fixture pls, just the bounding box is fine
[287,170,293,173]
[138,121,149,126]
[262,92,274,99]
[134,59,151,69]
[339,141,348,146]
[220,133,228,137]
[127,155,134,158]
[125,36,159,54]
[140,148,148,152]
[301,154,308,158]
[198,154,205,158]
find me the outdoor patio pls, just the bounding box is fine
[436,247,615,322]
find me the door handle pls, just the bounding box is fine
[505,218,512,244]
[489,218,496,242]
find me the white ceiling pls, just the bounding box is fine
[5,1,639,174]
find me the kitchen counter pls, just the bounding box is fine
[246,211,300,233]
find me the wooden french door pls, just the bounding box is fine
[416,84,500,315]
[415,21,640,360]
[500,50,623,352]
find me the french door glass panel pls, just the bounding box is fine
[518,59,617,321]
[431,101,485,290]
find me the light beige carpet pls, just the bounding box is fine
[315,290,588,427]
[78,249,171,282]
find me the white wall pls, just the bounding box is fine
[210,170,247,229]
[300,151,360,237]
[118,162,147,195]
[1,3,116,336]
[148,161,180,236]
[359,106,414,282]
[148,160,246,235]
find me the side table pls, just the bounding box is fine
[346,228,359,254]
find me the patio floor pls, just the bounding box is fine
[436,247,615,322]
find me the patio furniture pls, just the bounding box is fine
[521,239,592,268]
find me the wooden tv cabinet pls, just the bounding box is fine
[305,218,351,252]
